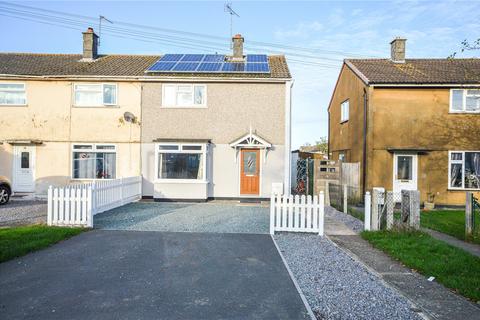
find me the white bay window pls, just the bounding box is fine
[0,83,26,105]
[72,144,116,179]
[449,151,480,189]
[450,89,480,113]
[74,83,117,106]
[156,143,206,181]
[162,84,206,107]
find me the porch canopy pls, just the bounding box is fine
[229,129,272,163]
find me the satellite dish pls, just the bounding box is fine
[123,112,136,123]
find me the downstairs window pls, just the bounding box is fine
[72,144,116,179]
[156,144,206,180]
[449,151,480,189]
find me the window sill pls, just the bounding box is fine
[70,178,116,181]
[72,105,119,108]
[448,188,480,191]
[449,111,480,114]
[0,104,27,107]
[154,179,209,184]
[160,105,207,109]
[340,120,349,124]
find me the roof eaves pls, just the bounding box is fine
[344,59,370,85]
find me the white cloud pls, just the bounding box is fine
[274,21,323,40]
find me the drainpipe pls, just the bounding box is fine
[284,80,294,196]
[362,88,368,195]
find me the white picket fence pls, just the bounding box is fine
[270,192,325,235]
[47,176,142,227]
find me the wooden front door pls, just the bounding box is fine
[240,149,260,195]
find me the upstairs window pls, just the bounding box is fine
[0,83,26,105]
[450,89,480,113]
[74,83,117,107]
[162,84,206,107]
[340,99,349,122]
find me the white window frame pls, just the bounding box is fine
[340,99,349,123]
[161,84,207,108]
[448,150,480,190]
[154,142,207,183]
[449,89,480,114]
[71,143,117,180]
[73,83,118,107]
[0,83,27,106]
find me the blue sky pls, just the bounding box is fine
[1,0,479,148]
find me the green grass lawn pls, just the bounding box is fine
[421,210,480,244]
[362,230,480,302]
[0,225,86,263]
[347,207,364,221]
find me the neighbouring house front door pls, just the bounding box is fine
[13,145,36,193]
[393,153,417,201]
[240,149,260,195]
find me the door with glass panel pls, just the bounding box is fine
[393,153,418,201]
[240,149,260,195]
[12,146,35,192]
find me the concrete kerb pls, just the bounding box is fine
[324,234,430,320]
[271,235,316,320]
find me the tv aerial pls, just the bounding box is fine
[98,15,113,46]
[224,2,240,47]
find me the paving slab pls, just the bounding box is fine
[0,230,310,320]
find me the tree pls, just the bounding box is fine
[300,137,328,154]
[449,38,480,58]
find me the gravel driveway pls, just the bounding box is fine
[95,201,269,234]
[274,233,422,320]
[0,200,47,227]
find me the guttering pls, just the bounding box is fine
[284,79,294,195]
[0,73,291,83]
[370,83,480,88]
[362,88,368,195]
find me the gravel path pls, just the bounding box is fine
[0,200,47,227]
[95,201,269,233]
[326,206,364,234]
[274,233,422,320]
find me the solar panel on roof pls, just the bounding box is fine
[181,54,205,62]
[246,54,268,63]
[161,54,184,62]
[148,61,177,71]
[197,63,223,72]
[204,54,225,62]
[222,62,245,72]
[245,63,269,72]
[172,62,200,71]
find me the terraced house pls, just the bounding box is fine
[328,38,480,205]
[0,29,292,201]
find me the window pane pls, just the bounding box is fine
[177,91,193,106]
[0,91,26,104]
[103,84,117,105]
[75,90,103,106]
[243,151,257,175]
[158,153,202,179]
[194,86,204,105]
[21,152,29,169]
[450,163,463,188]
[451,152,462,161]
[464,152,480,189]
[158,145,179,151]
[451,90,464,111]
[396,156,412,180]
[96,152,116,179]
[73,152,116,179]
[96,145,115,150]
[163,85,176,106]
[73,145,93,150]
[182,145,202,151]
[341,100,349,121]
[0,83,24,90]
[466,96,480,112]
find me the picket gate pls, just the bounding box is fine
[47,176,142,227]
[270,192,324,235]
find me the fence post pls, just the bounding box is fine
[47,186,53,226]
[371,189,379,231]
[364,192,371,231]
[86,185,93,228]
[343,184,348,214]
[466,192,473,238]
[319,191,325,236]
[270,193,275,235]
[386,191,394,230]
[324,181,330,206]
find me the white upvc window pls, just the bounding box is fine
[155,143,207,182]
[450,89,480,113]
[74,83,117,107]
[0,83,27,105]
[340,99,349,122]
[72,144,116,179]
[162,84,206,108]
[448,151,480,190]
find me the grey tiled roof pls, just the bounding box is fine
[347,58,480,84]
[0,53,291,79]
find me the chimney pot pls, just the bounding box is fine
[390,37,406,63]
[82,27,99,61]
[232,34,244,61]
